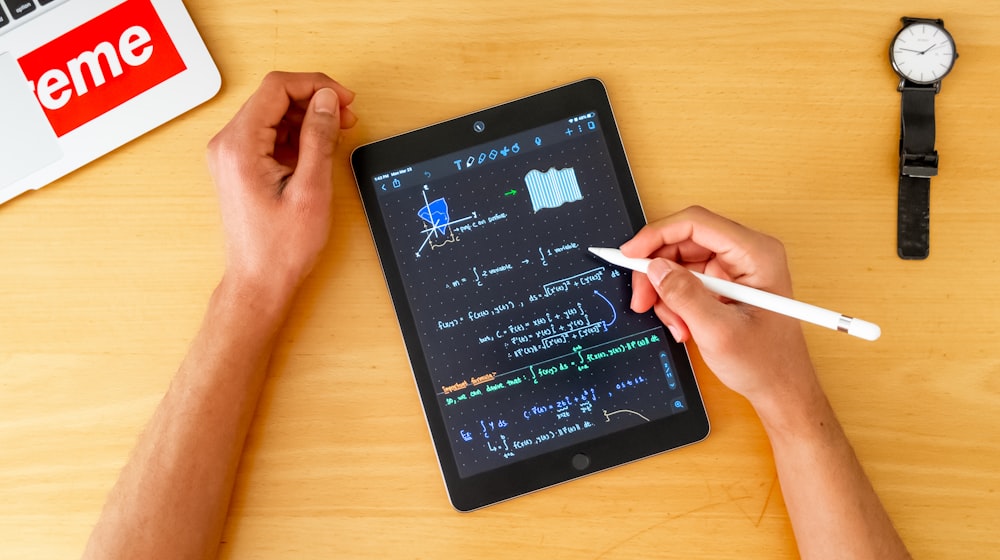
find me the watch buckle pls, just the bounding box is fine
[898,79,942,93]
[901,151,939,178]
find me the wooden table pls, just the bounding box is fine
[2,1,999,558]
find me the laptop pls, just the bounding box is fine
[0,0,220,205]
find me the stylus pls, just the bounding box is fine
[588,247,881,341]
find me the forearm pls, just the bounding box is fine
[83,275,294,560]
[754,381,911,560]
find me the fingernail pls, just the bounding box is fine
[666,325,682,343]
[342,107,359,128]
[313,88,338,115]
[646,259,670,286]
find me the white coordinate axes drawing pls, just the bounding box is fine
[416,187,476,257]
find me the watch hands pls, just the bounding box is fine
[921,42,946,54]
[897,43,949,58]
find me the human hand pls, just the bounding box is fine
[207,71,357,302]
[620,206,818,413]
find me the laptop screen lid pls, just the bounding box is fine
[0,0,220,205]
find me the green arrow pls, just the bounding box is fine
[504,189,517,196]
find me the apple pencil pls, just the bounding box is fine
[588,247,881,341]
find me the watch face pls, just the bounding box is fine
[890,22,957,84]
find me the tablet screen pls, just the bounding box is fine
[368,112,688,477]
[354,79,708,509]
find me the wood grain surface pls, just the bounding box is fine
[1,1,998,558]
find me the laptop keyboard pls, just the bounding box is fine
[0,0,69,36]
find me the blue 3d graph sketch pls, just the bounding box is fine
[523,167,584,212]
[416,189,475,257]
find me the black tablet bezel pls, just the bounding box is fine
[352,78,709,511]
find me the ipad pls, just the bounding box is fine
[352,78,709,511]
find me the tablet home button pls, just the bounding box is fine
[571,453,590,471]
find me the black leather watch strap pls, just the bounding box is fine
[897,174,930,259]
[897,85,937,259]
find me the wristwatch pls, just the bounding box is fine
[889,17,958,259]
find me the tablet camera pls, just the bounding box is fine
[473,120,486,133]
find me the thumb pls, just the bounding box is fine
[646,259,736,343]
[294,88,341,188]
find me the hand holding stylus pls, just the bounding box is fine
[615,206,853,404]
[614,206,909,560]
[590,247,880,341]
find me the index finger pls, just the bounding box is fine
[622,205,791,292]
[621,206,752,262]
[237,71,355,130]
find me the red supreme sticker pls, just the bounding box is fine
[18,0,187,137]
